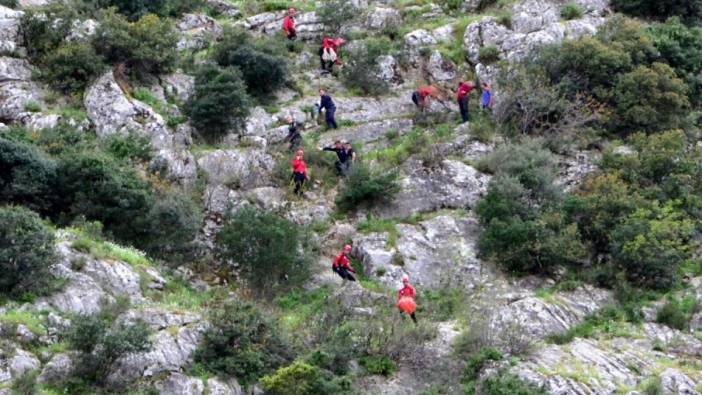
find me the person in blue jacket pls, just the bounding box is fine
[318,88,338,129]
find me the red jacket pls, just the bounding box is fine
[456,82,474,101]
[398,284,416,300]
[417,86,439,100]
[283,16,295,34]
[322,37,344,51]
[291,159,307,177]
[332,253,353,270]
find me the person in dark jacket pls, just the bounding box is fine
[283,116,302,152]
[320,140,352,176]
[318,89,338,129]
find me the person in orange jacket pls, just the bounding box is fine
[319,37,345,72]
[290,149,308,196]
[456,80,476,123]
[397,276,417,323]
[282,8,297,40]
[332,244,356,282]
[412,86,443,111]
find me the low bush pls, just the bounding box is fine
[21,5,77,62]
[40,42,106,94]
[141,190,202,264]
[478,46,500,64]
[193,302,292,386]
[335,164,400,212]
[560,3,583,20]
[359,355,396,376]
[260,360,350,395]
[0,137,57,214]
[475,374,547,395]
[318,0,360,34]
[91,0,204,20]
[341,40,390,96]
[656,296,699,330]
[216,208,310,294]
[0,206,57,299]
[214,29,288,97]
[103,132,152,163]
[463,347,502,383]
[612,0,702,24]
[186,64,251,141]
[11,370,39,395]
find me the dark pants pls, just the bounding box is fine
[287,29,297,40]
[325,109,338,129]
[333,267,356,281]
[411,91,420,107]
[335,160,351,176]
[399,310,417,324]
[319,47,333,71]
[293,172,305,196]
[459,96,470,123]
[288,135,301,152]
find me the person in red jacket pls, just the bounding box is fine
[319,37,345,72]
[397,276,417,323]
[412,86,443,111]
[456,81,475,123]
[282,8,297,40]
[291,149,308,196]
[332,244,356,282]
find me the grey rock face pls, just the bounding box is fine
[197,149,274,189]
[381,159,490,218]
[404,29,438,52]
[207,377,243,395]
[162,73,195,104]
[37,353,74,385]
[427,50,457,82]
[366,7,402,30]
[8,349,40,379]
[0,6,23,54]
[176,13,223,51]
[377,55,399,82]
[84,72,197,185]
[319,118,414,153]
[156,373,204,395]
[206,0,241,18]
[0,57,44,123]
[66,19,98,41]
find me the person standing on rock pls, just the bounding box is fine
[318,89,338,129]
[332,244,356,282]
[481,82,493,112]
[320,140,352,176]
[412,85,443,112]
[291,149,309,196]
[397,276,417,324]
[456,80,476,123]
[283,115,302,152]
[282,8,297,40]
[319,37,345,72]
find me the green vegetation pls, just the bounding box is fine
[40,42,106,93]
[478,46,500,63]
[560,3,583,20]
[547,305,631,344]
[216,208,310,295]
[612,0,702,24]
[655,296,699,330]
[341,38,391,96]
[335,164,400,212]
[261,360,351,395]
[359,355,397,376]
[0,206,57,299]
[0,137,57,214]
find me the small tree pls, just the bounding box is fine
[341,41,390,96]
[335,164,400,212]
[193,302,292,386]
[141,190,202,263]
[0,206,57,299]
[261,361,349,395]
[41,42,106,93]
[186,64,251,141]
[0,137,58,214]
[216,208,310,293]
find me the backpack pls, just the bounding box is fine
[322,47,337,62]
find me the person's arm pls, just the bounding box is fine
[351,151,357,162]
[322,146,334,152]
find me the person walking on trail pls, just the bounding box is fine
[456,80,476,123]
[283,116,302,152]
[412,86,443,111]
[318,89,338,129]
[397,276,417,324]
[320,141,352,176]
[332,244,356,282]
[291,149,308,196]
[282,8,297,40]
[481,82,493,112]
[319,37,345,72]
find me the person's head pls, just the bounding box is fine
[286,115,294,124]
[334,140,342,148]
[344,142,352,149]
[288,7,296,15]
[402,276,409,285]
[334,38,346,47]
[319,88,326,96]
[295,149,304,159]
[343,244,352,254]
[481,82,489,89]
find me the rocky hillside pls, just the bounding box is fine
[1,0,702,394]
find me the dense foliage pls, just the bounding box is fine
[260,361,350,395]
[335,164,400,212]
[612,0,702,24]
[0,137,57,214]
[0,206,56,299]
[341,38,391,96]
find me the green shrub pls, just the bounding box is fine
[0,137,57,213]
[260,360,350,395]
[93,12,178,78]
[11,370,39,395]
[40,42,106,93]
[66,314,152,386]
[463,347,502,382]
[655,296,699,330]
[0,0,17,7]
[216,208,310,294]
[612,0,702,24]
[186,64,251,141]
[341,41,390,96]
[478,46,500,63]
[476,374,547,395]
[103,132,152,162]
[335,164,400,212]
[359,355,396,376]
[36,121,96,156]
[0,206,57,299]
[214,29,288,97]
[141,190,202,263]
[21,5,77,62]
[318,0,360,34]
[560,3,583,20]
[193,302,292,386]
[91,0,204,20]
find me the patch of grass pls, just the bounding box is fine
[560,3,583,20]
[478,46,500,64]
[656,295,699,331]
[69,232,152,268]
[146,276,217,312]
[547,305,632,344]
[275,287,331,332]
[0,309,45,335]
[640,376,663,395]
[24,101,42,113]
[357,216,399,249]
[422,288,464,321]
[359,355,396,376]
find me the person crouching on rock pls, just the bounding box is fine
[291,149,308,196]
[332,244,356,282]
[412,85,443,113]
[319,37,345,73]
[283,115,302,152]
[397,276,417,324]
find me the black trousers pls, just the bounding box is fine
[335,160,351,176]
[399,310,417,323]
[325,108,338,129]
[287,29,297,40]
[411,91,420,107]
[459,96,470,123]
[293,172,306,195]
[333,267,356,281]
[288,134,301,152]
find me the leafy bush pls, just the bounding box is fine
[0,0,17,8]
[214,29,288,97]
[0,206,57,299]
[359,355,396,376]
[140,190,202,263]
[40,42,106,93]
[335,164,400,212]
[478,46,500,63]
[93,11,178,78]
[36,122,96,156]
[260,361,350,395]
[0,137,57,214]
[612,0,702,24]
[193,302,292,386]
[216,208,310,294]
[318,0,360,34]
[463,347,502,382]
[186,64,251,141]
[103,132,152,162]
[475,374,547,395]
[66,314,152,386]
[91,0,204,20]
[560,3,583,20]
[655,296,699,330]
[21,5,77,62]
[11,370,39,395]
[341,40,390,96]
